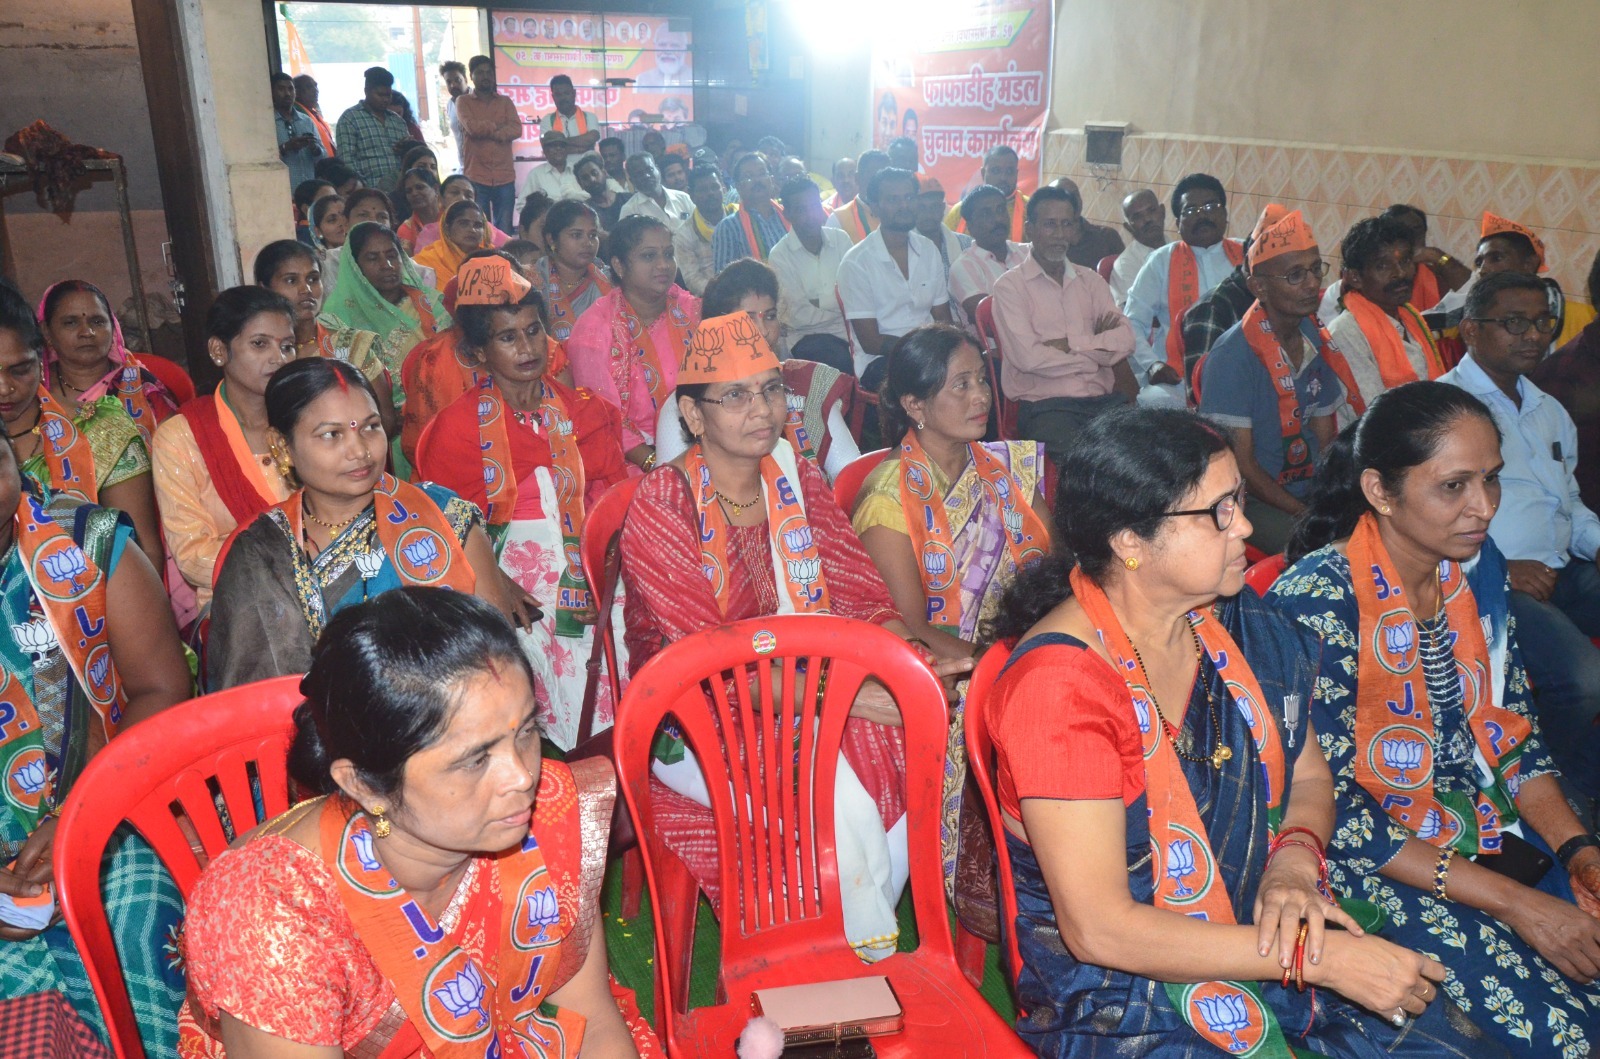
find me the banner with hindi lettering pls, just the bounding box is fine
[870,0,1052,199]
[490,11,694,157]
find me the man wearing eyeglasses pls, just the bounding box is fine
[1123,172,1245,407]
[1433,212,1595,354]
[1197,208,1345,554]
[1325,216,1447,423]
[1440,269,1600,797]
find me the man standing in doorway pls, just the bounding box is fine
[272,72,322,192]
[293,74,336,158]
[438,60,468,166]
[335,67,411,193]
[540,75,600,152]
[456,55,524,233]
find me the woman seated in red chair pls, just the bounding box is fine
[654,260,862,482]
[416,256,629,752]
[853,323,1048,887]
[982,405,1498,1058]
[179,588,660,1058]
[205,358,530,689]
[0,274,192,1057]
[619,311,972,961]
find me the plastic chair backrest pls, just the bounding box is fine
[1245,553,1289,596]
[831,448,889,514]
[614,616,954,1040]
[53,675,303,1059]
[961,640,1024,991]
[577,476,642,736]
[1095,254,1117,283]
[974,297,1018,439]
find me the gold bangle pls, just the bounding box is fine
[640,449,656,471]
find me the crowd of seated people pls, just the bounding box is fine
[10,68,1600,1059]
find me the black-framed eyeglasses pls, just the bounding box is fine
[1259,259,1330,287]
[1165,487,1245,531]
[1470,313,1559,336]
[695,380,791,411]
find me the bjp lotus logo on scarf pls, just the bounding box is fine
[84,643,116,707]
[33,537,94,602]
[11,618,56,667]
[4,746,48,812]
[905,462,934,501]
[1183,982,1267,1054]
[1373,611,1419,674]
[476,394,501,426]
[921,542,956,592]
[397,528,450,584]
[1161,825,1214,905]
[778,518,823,603]
[1371,724,1433,789]
[337,817,398,894]
[483,458,504,493]
[425,953,492,1040]
[354,550,385,581]
[41,415,72,455]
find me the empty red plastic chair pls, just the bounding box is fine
[1095,254,1118,283]
[53,675,304,1059]
[614,615,1029,1056]
[961,640,1025,995]
[974,297,1019,440]
[831,448,890,514]
[1245,553,1289,596]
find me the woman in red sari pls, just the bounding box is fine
[416,256,628,751]
[619,311,971,960]
[180,587,659,1058]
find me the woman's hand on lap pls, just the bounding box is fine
[1310,932,1445,1019]
[1253,844,1363,969]
[1502,886,1600,983]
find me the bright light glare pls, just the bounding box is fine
[788,0,984,54]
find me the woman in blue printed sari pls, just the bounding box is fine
[206,358,532,689]
[982,405,1498,1058]
[0,277,194,1056]
[1270,382,1600,1057]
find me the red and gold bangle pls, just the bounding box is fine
[1273,826,1325,856]
[1292,921,1309,991]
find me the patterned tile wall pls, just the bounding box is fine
[1044,130,1600,305]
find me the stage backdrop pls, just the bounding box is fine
[490,10,694,159]
[870,0,1053,199]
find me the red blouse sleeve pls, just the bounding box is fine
[569,383,629,495]
[990,642,1146,820]
[183,836,394,1048]
[796,456,900,626]
[415,393,489,513]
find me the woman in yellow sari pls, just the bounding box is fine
[412,200,488,294]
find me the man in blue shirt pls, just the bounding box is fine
[1440,269,1600,797]
[271,72,322,192]
[1198,207,1343,554]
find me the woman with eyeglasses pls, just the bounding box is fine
[1269,381,1600,1055]
[619,312,973,962]
[983,404,1497,1058]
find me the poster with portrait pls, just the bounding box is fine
[490,11,694,152]
[869,0,1052,198]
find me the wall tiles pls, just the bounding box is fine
[1048,130,1600,302]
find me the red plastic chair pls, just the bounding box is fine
[577,475,648,918]
[1095,254,1118,283]
[53,675,304,1059]
[615,616,1029,1056]
[1244,553,1289,596]
[831,448,890,514]
[142,354,197,407]
[961,640,1025,997]
[974,297,1019,440]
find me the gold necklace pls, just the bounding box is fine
[1130,628,1233,770]
[715,489,762,517]
[303,498,359,534]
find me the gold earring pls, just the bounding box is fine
[1124,556,1140,571]
[269,442,294,481]
[370,804,392,839]
[1379,505,1392,515]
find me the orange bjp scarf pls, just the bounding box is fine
[1237,301,1334,487]
[1337,289,1445,415]
[33,387,100,502]
[899,434,1047,629]
[1164,240,1245,375]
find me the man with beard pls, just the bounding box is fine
[293,74,336,158]
[991,186,1134,465]
[915,175,970,293]
[1108,188,1165,307]
[1124,172,1244,406]
[949,184,1029,326]
[838,167,953,386]
[769,176,855,370]
[1325,215,1446,421]
[673,165,729,295]
[1049,177,1124,269]
[1198,208,1345,553]
[943,145,1028,242]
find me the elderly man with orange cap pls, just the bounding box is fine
[1198,206,1345,553]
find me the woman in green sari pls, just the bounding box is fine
[0,284,194,1056]
[318,222,451,387]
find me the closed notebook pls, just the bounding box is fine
[750,975,903,1043]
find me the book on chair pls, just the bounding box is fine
[749,975,904,1048]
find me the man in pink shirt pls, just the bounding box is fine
[455,54,525,233]
[991,185,1137,464]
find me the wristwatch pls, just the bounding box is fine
[1556,833,1600,868]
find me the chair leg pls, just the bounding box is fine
[620,846,645,919]
[955,922,987,989]
[656,849,699,1027]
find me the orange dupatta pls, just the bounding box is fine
[835,199,876,243]
[1348,513,1531,854]
[737,204,790,260]
[1336,290,1444,415]
[33,387,100,502]
[1411,265,1442,312]
[1069,568,1294,1056]
[898,434,1047,629]
[1164,240,1245,375]
[609,295,694,440]
[1237,301,1333,487]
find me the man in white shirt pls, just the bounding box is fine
[837,167,954,387]
[519,131,587,204]
[1109,188,1166,308]
[438,61,468,167]
[672,166,728,296]
[949,184,1029,327]
[618,153,693,226]
[538,75,599,152]
[769,176,854,374]
[1122,172,1244,406]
